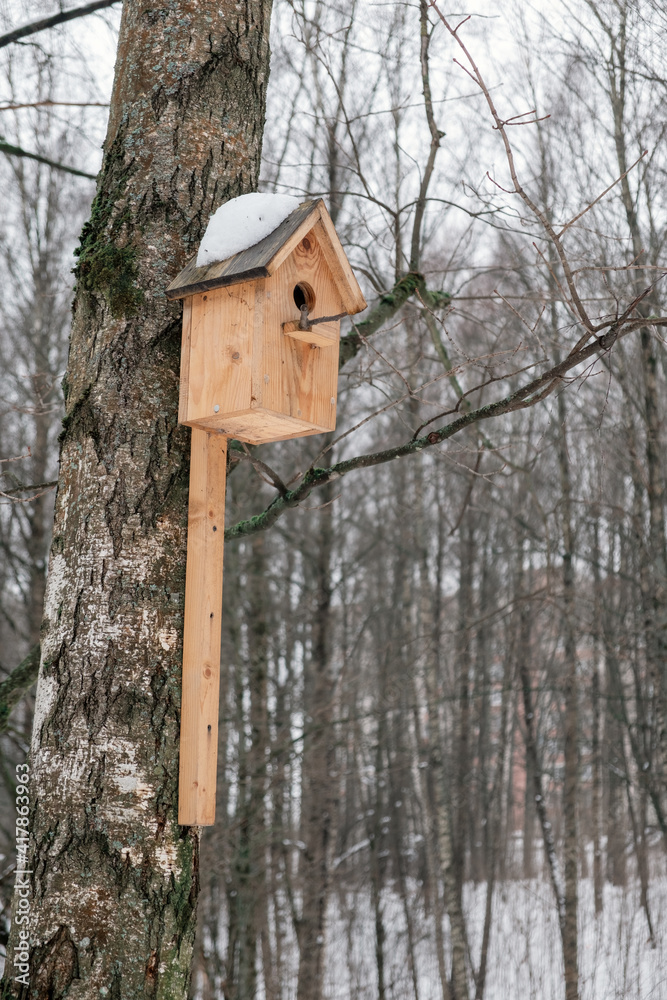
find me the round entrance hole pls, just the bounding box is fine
[293,282,316,312]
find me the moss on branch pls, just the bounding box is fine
[226,321,631,543]
[338,272,451,368]
[0,644,40,733]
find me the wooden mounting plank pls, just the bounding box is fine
[178,428,227,826]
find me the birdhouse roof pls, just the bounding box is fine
[166,198,366,314]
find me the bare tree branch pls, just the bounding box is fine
[409,0,444,271]
[339,272,450,368]
[0,138,96,179]
[0,0,120,51]
[226,306,666,541]
[430,1,596,335]
[0,100,109,112]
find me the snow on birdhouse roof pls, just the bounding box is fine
[166,197,366,315]
[196,193,301,267]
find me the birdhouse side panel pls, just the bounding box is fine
[182,285,255,425]
[178,297,193,425]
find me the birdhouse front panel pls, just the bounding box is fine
[178,281,256,428]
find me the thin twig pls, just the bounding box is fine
[236,445,288,496]
[0,100,109,112]
[433,2,595,332]
[226,302,665,541]
[557,150,647,238]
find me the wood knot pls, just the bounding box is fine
[427,432,439,445]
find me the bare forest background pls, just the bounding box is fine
[0,1,666,998]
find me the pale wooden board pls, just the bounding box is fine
[178,429,227,826]
[251,279,266,412]
[258,229,342,431]
[310,213,367,315]
[178,297,192,425]
[184,408,330,444]
[282,319,338,348]
[185,284,254,424]
[285,339,339,431]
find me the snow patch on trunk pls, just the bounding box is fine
[31,672,58,753]
[196,193,300,266]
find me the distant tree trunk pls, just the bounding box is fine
[1,1,272,995]
[387,736,421,1000]
[608,8,667,830]
[368,727,386,1000]
[523,747,535,880]
[432,740,469,1000]
[226,533,270,999]
[603,645,627,888]
[414,456,468,1000]
[590,513,603,917]
[556,391,580,1000]
[453,519,473,900]
[474,623,512,1000]
[296,487,337,1000]
[517,557,567,947]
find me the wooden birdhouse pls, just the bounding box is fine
[167,197,366,827]
[166,198,366,443]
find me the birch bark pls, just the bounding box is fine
[1,1,271,995]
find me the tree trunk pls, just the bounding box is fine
[590,513,603,917]
[227,534,270,999]
[296,488,337,1000]
[1,1,272,995]
[556,393,580,1000]
[608,9,667,830]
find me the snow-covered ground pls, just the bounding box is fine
[313,878,666,1000]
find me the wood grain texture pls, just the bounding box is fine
[310,213,367,314]
[185,284,254,424]
[185,409,330,443]
[178,429,227,826]
[260,230,342,431]
[178,297,192,424]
